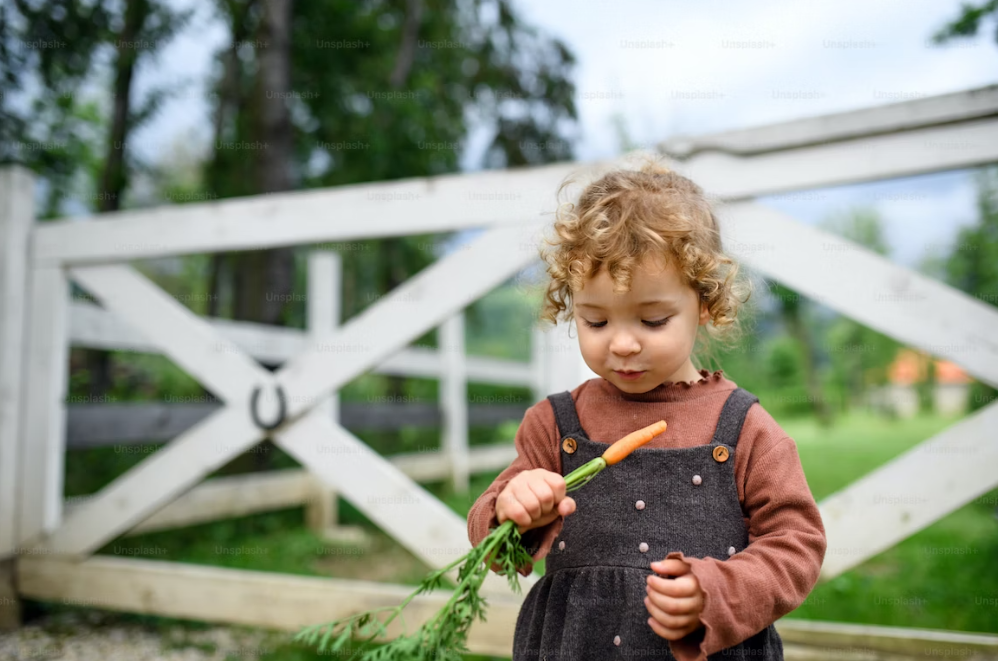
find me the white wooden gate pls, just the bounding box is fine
[0,160,593,596]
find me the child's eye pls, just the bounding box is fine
[582,318,671,329]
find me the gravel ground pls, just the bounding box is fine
[0,609,285,661]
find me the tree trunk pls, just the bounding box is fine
[380,4,423,401]
[781,304,832,427]
[86,0,148,397]
[389,0,423,88]
[207,253,223,318]
[230,0,295,469]
[255,0,293,194]
[917,352,936,415]
[382,237,409,402]
[231,0,295,328]
[206,1,249,321]
[770,282,831,426]
[99,0,145,212]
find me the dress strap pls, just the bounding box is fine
[709,387,759,450]
[546,391,586,440]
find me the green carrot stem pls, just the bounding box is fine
[564,456,606,492]
[293,422,666,659]
[332,520,510,658]
[415,458,610,642]
[364,527,506,634]
[421,524,509,633]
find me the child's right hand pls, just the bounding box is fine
[496,468,576,535]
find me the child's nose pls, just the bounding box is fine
[610,333,641,354]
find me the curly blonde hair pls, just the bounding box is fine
[537,154,752,364]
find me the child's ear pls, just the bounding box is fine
[698,300,710,326]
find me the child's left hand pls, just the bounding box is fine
[645,558,705,641]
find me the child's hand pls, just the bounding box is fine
[496,469,576,535]
[645,558,705,641]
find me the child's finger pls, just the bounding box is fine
[513,484,543,521]
[644,594,698,629]
[647,573,698,598]
[557,496,576,516]
[645,588,700,616]
[541,471,567,500]
[526,479,556,514]
[646,615,696,642]
[498,495,533,531]
[671,573,702,598]
[650,558,690,577]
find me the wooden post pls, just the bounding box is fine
[18,264,70,547]
[530,324,547,403]
[0,558,19,630]
[0,165,33,630]
[440,312,469,494]
[303,251,366,545]
[0,166,33,558]
[305,251,340,534]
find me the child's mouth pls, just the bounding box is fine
[615,370,646,381]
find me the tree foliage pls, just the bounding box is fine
[2,0,190,218]
[201,0,578,337]
[940,168,998,411]
[931,0,998,45]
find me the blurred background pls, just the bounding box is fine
[1,0,997,659]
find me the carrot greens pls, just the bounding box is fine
[293,419,667,660]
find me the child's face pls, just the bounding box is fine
[572,253,710,393]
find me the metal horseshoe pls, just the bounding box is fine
[250,384,287,431]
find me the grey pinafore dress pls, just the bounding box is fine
[512,387,784,660]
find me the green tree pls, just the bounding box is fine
[4,0,191,397]
[98,0,192,215]
[931,0,998,46]
[940,167,998,412]
[765,281,832,425]
[198,0,578,395]
[820,207,903,415]
[822,207,890,255]
[91,0,191,396]
[929,2,998,415]
[763,207,901,424]
[3,0,190,217]
[1,0,111,216]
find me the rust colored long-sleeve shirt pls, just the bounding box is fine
[467,369,827,661]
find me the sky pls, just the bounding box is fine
[128,0,996,270]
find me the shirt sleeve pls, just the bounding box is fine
[666,434,827,661]
[467,399,564,576]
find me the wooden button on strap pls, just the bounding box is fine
[712,445,730,462]
[562,437,577,454]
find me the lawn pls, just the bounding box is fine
[780,411,998,633]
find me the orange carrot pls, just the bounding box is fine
[601,420,667,465]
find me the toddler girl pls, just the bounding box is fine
[467,157,827,661]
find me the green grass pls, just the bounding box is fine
[41,409,997,658]
[778,411,998,634]
[784,411,965,501]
